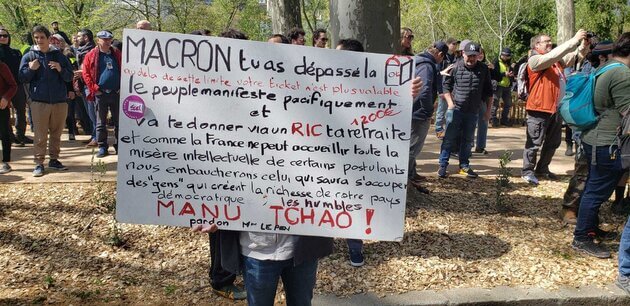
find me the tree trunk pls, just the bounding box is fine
[329,0,400,54]
[269,0,302,34]
[555,0,574,44]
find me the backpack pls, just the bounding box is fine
[559,63,624,131]
[617,106,630,169]
[516,62,532,100]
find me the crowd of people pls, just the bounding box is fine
[2,19,630,305]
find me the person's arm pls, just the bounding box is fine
[0,63,17,109]
[529,30,587,71]
[18,52,37,83]
[414,64,432,104]
[411,76,423,99]
[443,66,455,109]
[59,54,73,83]
[483,67,494,120]
[613,69,630,115]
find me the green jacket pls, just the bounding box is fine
[582,60,630,146]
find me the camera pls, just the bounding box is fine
[586,31,596,39]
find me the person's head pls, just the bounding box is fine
[427,41,449,64]
[51,21,59,31]
[112,39,122,50]
[445,37,460,54]
[336,39,364,52]
[462,41,481,67]
[288,27,305,45]
[500,47,512,62]
[312,29,328,48]
[400,27,414,49]
[531,34,553,54]
[32,25,51,51]
[190,29,211,36]
[96,30,113,51]
[592,41,613,66]
[136,20,152,30]
[612,32,630,60]
[478,47,486,62]
[0,28,11,46]
[268,34,289,44]
[71,34,79,46]
[50,34,66,50]
[78,28,94,45]
[220,29,248,40]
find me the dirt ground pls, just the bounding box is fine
[0,176,626,305]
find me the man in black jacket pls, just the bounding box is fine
[408,41,448,193]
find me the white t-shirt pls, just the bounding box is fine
[239,232,297,261]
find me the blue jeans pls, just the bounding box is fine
[83,88,97,140]
[620,215,630,276]
[242,256,318,306]
[574,143,623,240]
[434,96,448,132]
[476,101,488,150]
[439,109,478,168]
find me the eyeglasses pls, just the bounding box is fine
[0,34,9,38]
[405,35,415,40]
[320,38,329,42]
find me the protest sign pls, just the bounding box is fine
[116,29,413,241]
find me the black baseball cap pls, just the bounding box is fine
[464,42,481,56]
[501,47,512,57]
[433,41,449,55]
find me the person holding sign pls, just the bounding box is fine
[81,30,122,158]
[19,25,73,177]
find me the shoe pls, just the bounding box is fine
[0,162,11,174]
[69,134,76,141]
[437,166,448,178]
[33,164,44,177]
[19,136,33,144]
[436,130,445,140]
[85,139,98,147]
[12,140,25,147]
[48,159,68,171]
[113,144,118,155]
[594,228,618,241]
[413,174,426,182]
[349,249,365,267]
[571,239,611,259]
[459,167,478,178]
[560,208,577,225]
[409,180,430,194]
[501,121,513,127]
[82,139,92,144]
[522,174,539,186]
[536,171,558,180]
[212,284,246,300]
[565,144,575,156]
[617,275,630,295]
[474,148,489,155]
[96,147,109,158]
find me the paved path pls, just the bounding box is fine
[0,125,576,184]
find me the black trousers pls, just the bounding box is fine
[0,106,11,162]
[209,232,236,289]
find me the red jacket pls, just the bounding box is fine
[0,62,17,102]
[81,47,122,101]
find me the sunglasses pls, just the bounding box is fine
[0,34,9,38]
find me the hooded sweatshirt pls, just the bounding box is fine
[0,32,23,82]
[18,45,73,103]
[412,51,442,120]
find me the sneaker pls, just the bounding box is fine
[85,139,98,147]
[69,134,76,141]
[522,174,539,186]
[48,159,68,171]
[617,275,630,295]
[594,228,618,241]
[535,171,558,180]
[459,167,478,178]
[96,147,109,158]
[565,144,575,156]
[474,148,489,155]
[349,249,365,267]
[571,239,611,259]
[32,164,44,177]
[0,162,11,174]
[437,166,448,178]
[212,284,246,301]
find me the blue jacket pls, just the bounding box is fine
[412,52,442,120]
[18,45,73,103]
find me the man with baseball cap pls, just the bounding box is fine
[81,30,122,158]
[408,41,449,193]
[437,41,494,179]
[491,47,515,127]
[434,38,462,139]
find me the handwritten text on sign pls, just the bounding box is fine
[115,29,413,241]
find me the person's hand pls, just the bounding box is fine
[191,224,218,233]
[440,64,454,76]
[73,70,82,79]
[487,63,495,70]
[0,98,8,110]
[574,29,587,41]
[48,61,62,72]
[411,77,423,99]
[68,92,76,100]
[29,59,40,70]
[507,71,514,78]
